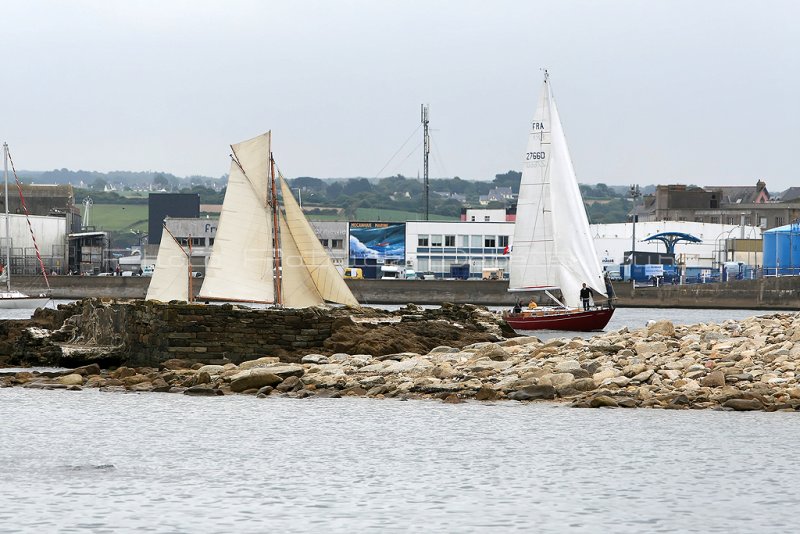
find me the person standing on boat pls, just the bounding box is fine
[604,273,615,309]
[579,283,594,311]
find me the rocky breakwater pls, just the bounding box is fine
[3,311,800,412]
[1,299,510,368]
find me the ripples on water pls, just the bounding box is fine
[0,388,796,533]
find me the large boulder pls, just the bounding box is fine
[229,369,284,393]
[646,320,675,337]
[509,385,557,401]
[57,373,84,386]
[722,398,763,411]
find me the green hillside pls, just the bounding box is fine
[306,207,457,222]
[89,203,148,232]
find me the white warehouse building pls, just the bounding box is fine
[405,220,513,279]
[592,221,763,268]
[0,214,68,274]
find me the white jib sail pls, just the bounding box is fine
[146,226,190,302]
[279,175,360,307]
[546,81,607,307]
[198,132,276,303]
[509,75,606,307]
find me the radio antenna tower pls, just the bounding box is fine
[421,104,430,220]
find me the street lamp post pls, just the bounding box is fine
[629,185,641,281]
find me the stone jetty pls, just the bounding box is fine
[2,301,800,412]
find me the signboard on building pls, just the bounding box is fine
[348,222,405,262]
[644,264,664,277]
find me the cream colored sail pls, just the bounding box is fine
[198,132,276,303]
[279,174,360,307]
[146,226,190,302]
[278,214,326,308]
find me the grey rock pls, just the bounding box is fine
[184,385,223,396]
[509,385,557,401]
[301,354,329,365]
[589,395,619,408]
[722,398,763,411]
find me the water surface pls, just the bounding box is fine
[0,388,796,533]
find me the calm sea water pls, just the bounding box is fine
[0,389,796,533]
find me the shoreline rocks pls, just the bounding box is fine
[2,310,800,412]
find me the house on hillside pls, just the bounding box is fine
[479,187,515,205]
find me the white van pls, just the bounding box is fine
[380,265,404,280]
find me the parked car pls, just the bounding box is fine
[343,267,363,279]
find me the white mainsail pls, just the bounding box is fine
[509,73,606,308]
[146,226,191,302]
[199,131,359,308]
[199,132,276,303]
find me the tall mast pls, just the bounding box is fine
[3,143,9,292]
[269,153,283,306]
[421,104,430,221]
[187,235,194,303]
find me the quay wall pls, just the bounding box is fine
[13,275,800,310]
[48,301,335,367]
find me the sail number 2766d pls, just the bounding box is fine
[525,152,546,160]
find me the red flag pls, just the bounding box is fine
[503,245,510,255]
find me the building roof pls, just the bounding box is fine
[706,180,769,204]
[777,187,800,202]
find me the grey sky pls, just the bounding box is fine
[5,1,798,190]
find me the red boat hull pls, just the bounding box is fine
[504,307,615,332]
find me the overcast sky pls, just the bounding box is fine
[5,1,798,190]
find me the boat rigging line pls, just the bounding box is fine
[5,145,51,293]
[372,123,422,179]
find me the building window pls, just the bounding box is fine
[484,216,491,222]
[331,239,343,249]
[209,238,215,246]
[745,216,752,226]
[191,237,203,246]
[710,216,719,224]
[726,216,736,225]
[678,216,687,222]
[418,235,429,247]
[319,238,329,248]
[694,217,703,223]
[776,217,784,227]
[430,235,443,247]
[471,235,482,247]
[459,235,469,247]
[444,235,455,247]
[470,216,476,222]
[484,236,496,247]
[759,217,767,228]
[499,235,509,247]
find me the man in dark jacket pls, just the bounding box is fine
[579,283,594,311]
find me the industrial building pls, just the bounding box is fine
[405,220,513,279]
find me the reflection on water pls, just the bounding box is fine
[0,388,794,533]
